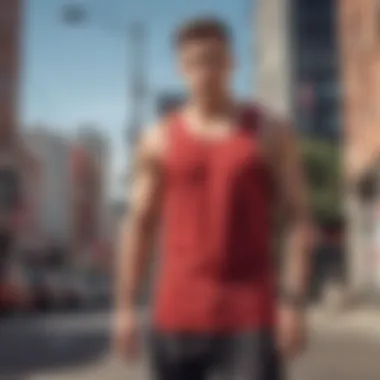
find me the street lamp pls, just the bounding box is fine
[60,3,147,147]
[60,3,147,194]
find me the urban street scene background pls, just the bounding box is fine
[0,0,380,379]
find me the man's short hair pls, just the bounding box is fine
[174,17,231,48]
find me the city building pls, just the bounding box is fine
[71,126,108,249]
[255,0,340,140]
[0,0,21,136]
[255,0,293,120]
[255,0,344,300]
[0,0,39,239]
[24,126,109,267]
[256,0,380,299]
[25,129,73,245]
[339,0,380,298]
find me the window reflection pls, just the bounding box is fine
[292,0,340,140]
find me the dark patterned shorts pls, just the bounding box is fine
[148,329,283,380]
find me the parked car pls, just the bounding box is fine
[37,270,82,311]
[81,273,111,308]
[56,271,87,310]
[0,264,31,315]
[24,267,53,311]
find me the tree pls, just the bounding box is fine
[301,139,342,228]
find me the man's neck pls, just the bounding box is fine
[187,94,235,119]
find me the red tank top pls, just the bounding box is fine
[153,106,277,333]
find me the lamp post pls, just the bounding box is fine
[61,2,147,182]
[61,3,147,213]
[127,22,146,147]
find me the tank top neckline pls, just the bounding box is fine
[174,108,248,146]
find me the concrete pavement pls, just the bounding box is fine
[309,306,380,341]
[0,307,379,380]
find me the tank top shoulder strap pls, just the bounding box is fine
[239,102,280,175]
[238,102,266,135]
[161,110,187,141]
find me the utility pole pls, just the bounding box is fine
[61,4,147,200]
[127,22,145,147]
[62,4,147,148]
[125,22,146,192]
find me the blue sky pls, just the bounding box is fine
[22,0,254,198]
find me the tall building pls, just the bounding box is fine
[255,0,293,120]
[25,129,73,245]
[339,0,380,297]
[0,0,21,136]
[0,0,40,237]
[256,0,380,298]
[255,0,340,140]
[72,126,108,248]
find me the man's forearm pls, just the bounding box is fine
[115,216,156,313]
[281,219,313,301]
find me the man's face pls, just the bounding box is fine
[178,38,233,99]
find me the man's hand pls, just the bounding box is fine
[114,309,140,361]
[276,303,307,360]
[113,126,163,362]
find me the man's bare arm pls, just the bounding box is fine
[274,119,314,303]
[115,126,163,315]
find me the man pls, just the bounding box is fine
[115,18,313,380]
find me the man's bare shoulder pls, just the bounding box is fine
[138,119,169,162]
[258,107,297,146]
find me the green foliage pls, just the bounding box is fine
[301,139,342,227]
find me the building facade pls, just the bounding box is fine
[255,0,340,140]
[0,0,40,239]
[255,0,293,120]
[71,127,108,249]
[0,0,21,136]
[339,0,380,297]
[24,126,109,263]
[25,129,73,245]
[256,0,380,299]
[291,0,340,140]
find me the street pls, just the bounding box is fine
[0,310,379,380]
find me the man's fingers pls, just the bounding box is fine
[278,336,305,360]
[114,331,140,362]
[126,333,140,360]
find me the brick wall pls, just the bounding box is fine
[0,0,21,136]
[339,0,380,182]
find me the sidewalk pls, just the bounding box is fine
[27,306,380,380]
[309,305,380,341]
[29,356,148,380]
